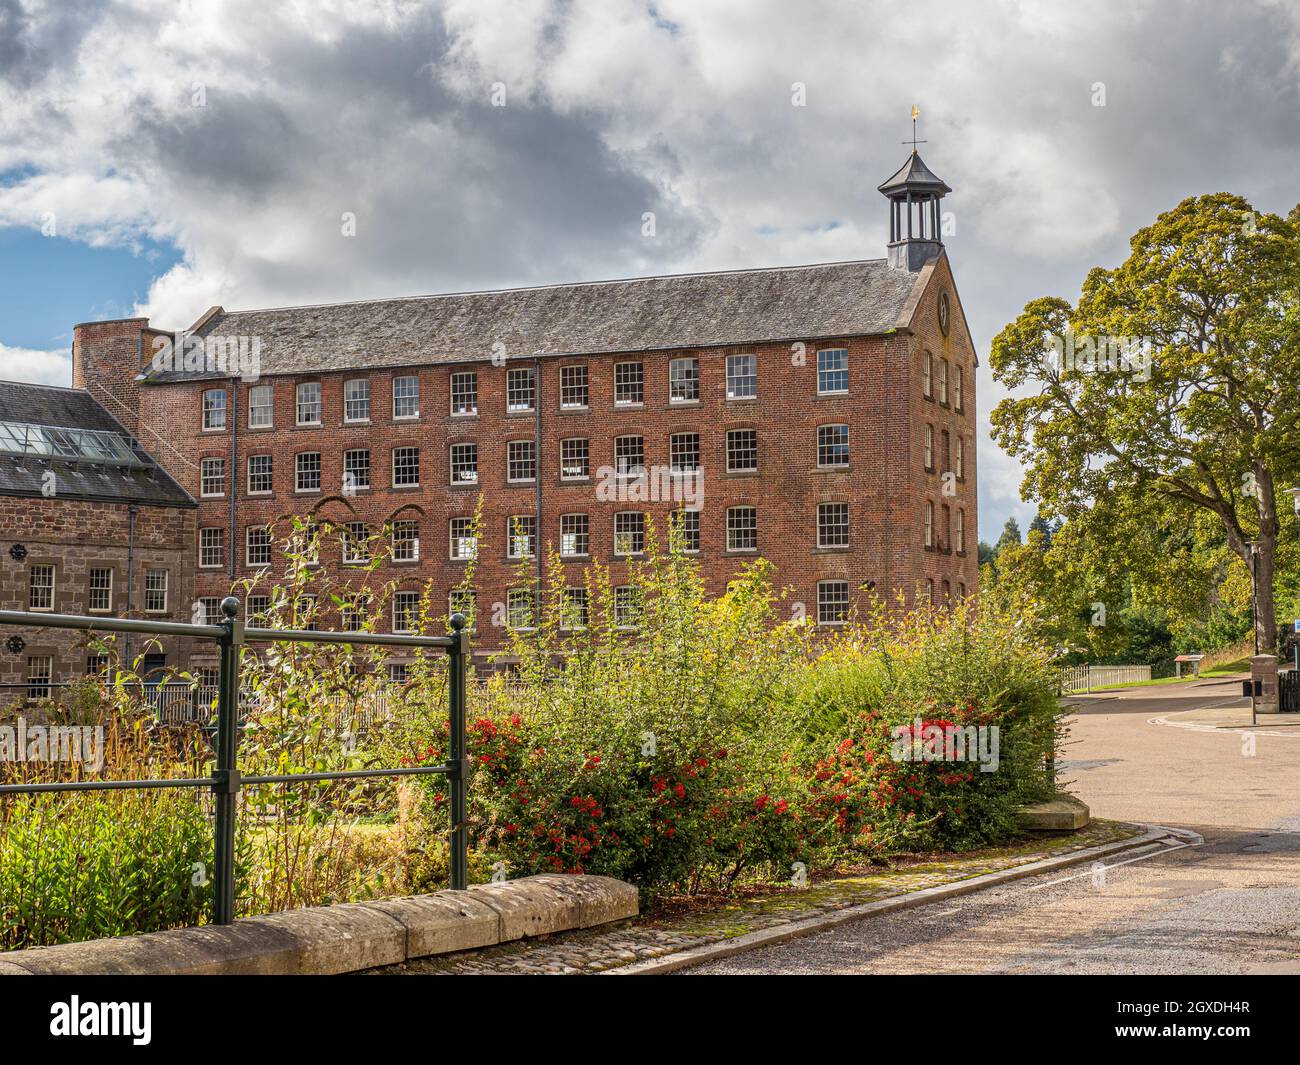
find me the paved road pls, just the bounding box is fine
[684,678,1300,974]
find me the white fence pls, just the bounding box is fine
[1060,664,1152,693]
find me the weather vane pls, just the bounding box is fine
[904,105,926,151]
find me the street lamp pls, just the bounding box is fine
[1247,537,1260,658]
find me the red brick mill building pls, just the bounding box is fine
[5,148,976,683]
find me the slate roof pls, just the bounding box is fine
[0,381,194,507]
[877,151,951,196]
[146,258,924,382]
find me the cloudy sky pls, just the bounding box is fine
[2,0,1299,540]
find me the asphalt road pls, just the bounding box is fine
[684,677,1300,974]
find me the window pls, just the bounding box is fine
[343,448,371,492]
[26,655,52,700]
[955,509,966,554]
[296,382,321,425]
[614,512,645,556]
[613,586,640,628]
[670,432,700,473]
[450,442,478,484]
[817,502,850,548]
[560,514,589,557]
[388,662,410,686]
[448,588,475,622]
[726,428,758,472]
[614,435,644,478]
[955,436,965,480]
[560,365,589,409]
[817,348,848,394]
[726,354,756,399]
[248,384,273,428]
[561,587,589,630]
[144,569,168,613]
[450,517,478,560]
[817,581,850,626]
[507,440,536,482]
[340,596,367,632]
[941,429,951,474]
[29,565,55,611]
[296,452,321,492]
[248,454,273,494]
[86,654,110,677]
[506,588,536,630]
[923,501,934,548]
[393,520,420,562]
[247,595,270,621]
[507,515,536,559]
[344,378,371,422]
[342,522,371,565]
[670,357,699,403]
[954,366,964,412]
[393,375,420,419]
[202,389,227,430]
[924,424,934,471]
[392,446,420,487]
[922,352,933,399]
[727,506,758,552]
[300,521,320,567]
[674,508,700,552]
[392,591,420,634]
[942,504,951,549]
[199,528,225,568]
[561,438,589,480]
[450,372,477,416]
[958,582,967,600]
[200,456,226,497]
[88,568,112,613]
[507,367,535,413]
[246,526,272,567]
[200,597,224,625]
[818,424,849,468]
[938,359,949,405]
[614,362,644,405]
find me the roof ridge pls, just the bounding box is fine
[0,378,80,392]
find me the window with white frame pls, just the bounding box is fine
[560,365,588,409]
[87,568,112,613]
[817,348,849,394]
[248,384,273,428]
[614,512,645,556]
[340,595,367,632]
[673,508,701,552]
[560,513,589,557]
[392,520,420,562]
[392,446,420,487]
[144,569,168,613]
[561,587,589,630]
[669,357,699,403]
[937,359,949,405]
[86,654,110,677]
[448,588,475,622]
[669,432,700,473]
[247,595,270,621]
[27,655,52,700]
[246,525,272,567]
[344,378,371,422]
[922,352,933,399]
[507,515,536,559]
[200,456,226,497]
[202,389,227,431]
[614,435,644,478]
[613,585,640,628]
[449,517,478,560]
[560,438,589,480]
[29,565,54,611]
[507,440,536,482]
[247,454,273,495]
[726,506,757,552]
[450,442,478,484]
[296,452,321,492]
[343,448,370,491]
[506,367,535,413]
[450,372,477,415]
[199,528,225,568]
[954,365,963,412]
[817,581,850,626]
[296,381,321,425]
[506,588,536,630]
[924,424,934,470]
[955,436,965,480]
[393,375,420,419]
[923,501,934,548]
[200,597,224,625]
[343,522,371,564]
[388,662,410,685]
[818,424,849,468]
[726,354,757,399]
[817,502,850,548]
[614,361,643,405]
[392,591,420,634]
[726,428,758,472]
[955,508,965,553]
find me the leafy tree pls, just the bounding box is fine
[994,517,1022,554]
[991,194,1300,653]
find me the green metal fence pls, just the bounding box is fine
[0,596,469,923]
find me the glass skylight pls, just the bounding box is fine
[0,420,146,467]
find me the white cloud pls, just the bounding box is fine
[0,343,72,387]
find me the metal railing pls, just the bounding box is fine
[0,597,469,923]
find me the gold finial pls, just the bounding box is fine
[904,106,926,152]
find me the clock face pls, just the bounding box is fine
[938,292,951,337]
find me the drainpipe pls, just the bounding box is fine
[228,377,239,584]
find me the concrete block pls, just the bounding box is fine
[526,874,639,928]
[1017,794,1090,832]
[466,878,582,940]
[363,893,500,959]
